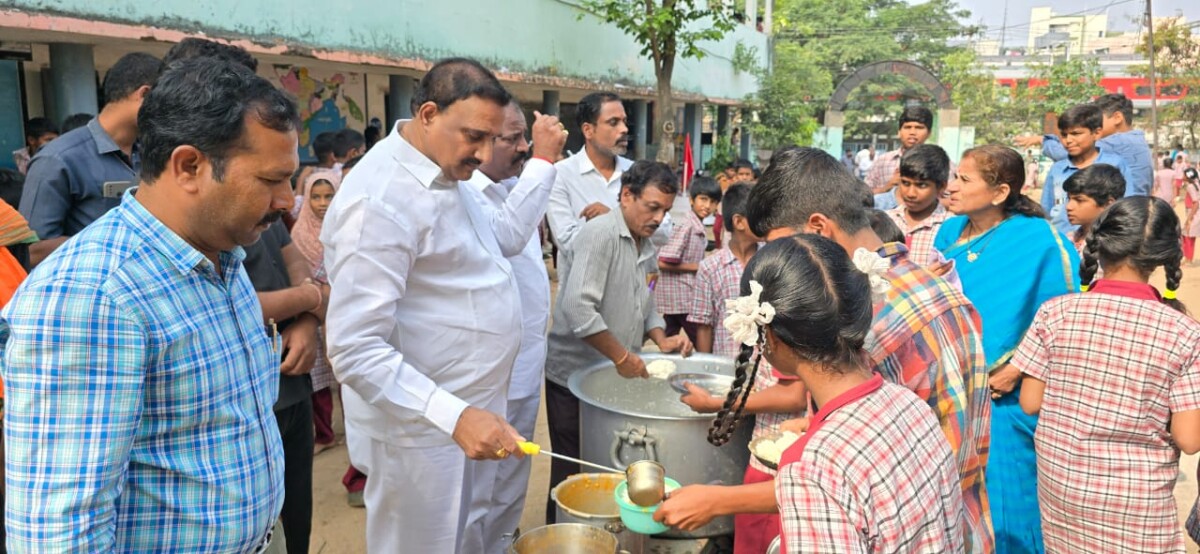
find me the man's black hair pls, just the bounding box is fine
[869,209,905,244]
[138,56,300,182]
[24,117,58,141]
[334,128,365,158]
[899,144,951,187]
[342,154,365,172]
[732,158,754,171]
[1094,93,1134,125]
[364,125,382,150]
[899,106,934,130]
[689,176,723,203]
[622,160,679,197]
[410,57,511,115]
[103,52,164,104]
[721,184,752,232]
[1062,163,1126,205]
[576,92,622,128]
[59,113,93,134]
[1058,104,1103,133]
[311,131,336,162]
[162,38,258,72]
[746,146,870,237]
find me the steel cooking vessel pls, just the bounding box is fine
[568,352,752,539]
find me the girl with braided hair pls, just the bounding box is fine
[1015,196,1200,553]
[735,234,965,554]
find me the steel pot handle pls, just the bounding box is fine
[604,521,626,535]
[609,427,659,469]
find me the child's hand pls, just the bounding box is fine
[780,416,810,435]
[680,383,721,413]
[656,333,694,357]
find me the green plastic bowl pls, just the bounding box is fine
[613,477,681,535]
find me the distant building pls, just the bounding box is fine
[1027,7,1109,57]
[0,0,774,171]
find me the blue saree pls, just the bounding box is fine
[935,214,1079,554]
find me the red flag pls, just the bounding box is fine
[682,134,694,194]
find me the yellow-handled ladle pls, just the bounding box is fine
[517,441,623,474]
[518,441,666,506]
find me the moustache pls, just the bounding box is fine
[258,210,285,227]
[513,149,530,166]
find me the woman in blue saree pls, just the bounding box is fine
[936,145,1079,554]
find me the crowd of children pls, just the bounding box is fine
[648,95,1200,553]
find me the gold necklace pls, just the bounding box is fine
[961,219,1004,263]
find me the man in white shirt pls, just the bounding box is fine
[466,100,554,551]
[547,92,670,270]
[321,58,565,554]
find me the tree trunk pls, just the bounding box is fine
[654,71,676,165]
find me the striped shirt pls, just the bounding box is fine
[867,243,992,554]
[546,210,665,386]
[0,191,284,552]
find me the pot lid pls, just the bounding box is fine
[567,353,737,420]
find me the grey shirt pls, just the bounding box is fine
[545,210,665,386]
[19,118,139,239]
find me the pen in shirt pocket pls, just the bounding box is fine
[268,318,280,353]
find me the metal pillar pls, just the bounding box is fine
[542,90,561,117]
[387,75,415,127]
[716,106,730,138]
[683,103,702,170]
[813,110,845,160]
[48,44,97,125]
[632,99,648,161]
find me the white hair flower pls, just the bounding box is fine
[723,280,776,346]
[852,248,892,300]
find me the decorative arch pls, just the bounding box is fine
[827,60,955,113]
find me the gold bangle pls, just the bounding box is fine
[616,351,630,366]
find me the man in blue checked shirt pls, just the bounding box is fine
[0,56,298,552]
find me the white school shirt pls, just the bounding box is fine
[321,122,552,447]
[467,170,552,400]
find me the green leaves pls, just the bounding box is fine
[577,0,736,63]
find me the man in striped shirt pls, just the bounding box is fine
[0,57,298,552]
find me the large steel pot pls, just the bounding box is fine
[507,523,619,554]
[569,353,752,539]
[552,473,647,553]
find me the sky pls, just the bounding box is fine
[953,0,1199,36]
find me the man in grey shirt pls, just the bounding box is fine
[543,160,693,522]
[20,52,161,266]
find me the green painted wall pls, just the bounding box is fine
[1,0,767,100]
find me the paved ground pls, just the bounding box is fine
[305,198,1200,553]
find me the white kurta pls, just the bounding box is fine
[546,149,671,271]
[321,122,553,553]
[468,171,552,551]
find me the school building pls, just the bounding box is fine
[0,0,772,169]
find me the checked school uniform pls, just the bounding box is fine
[776,374,965,554]
[1013,279,1200,553]
[655,209,707,338]
[687,247,746,359]
[886,204,951,267]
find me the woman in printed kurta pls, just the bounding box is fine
[290,170,341,452]
[715,234,964,554]
[936,145,1079,554]
[1015,197,1200,553]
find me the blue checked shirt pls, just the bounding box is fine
[0,190,284,552]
